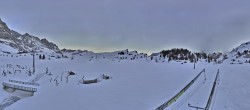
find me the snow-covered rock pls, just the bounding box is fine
[232,41,250,53]
[0,18,60,53]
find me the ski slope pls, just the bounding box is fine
[0,54,249,110]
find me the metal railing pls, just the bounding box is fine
[9,79,39,86]
[188,69,220,110]
[156,68,206,110]
[2,82,37,92]
[204,70,219,110]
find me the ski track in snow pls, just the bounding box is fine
[0,54,249,110]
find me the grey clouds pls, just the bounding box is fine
[1,0,250,53]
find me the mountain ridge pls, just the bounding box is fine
[0,18,60,53]
[0,18,250,62]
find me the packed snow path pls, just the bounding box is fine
[188,70,220,110]
[29,72,46,83]
[0,96,20,110]
[0,72,45,110]
[156,69,206,110]
[160,68,220,110]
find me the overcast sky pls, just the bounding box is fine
[1,0,250,53]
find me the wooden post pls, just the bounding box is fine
[46,67,48,74]
[66,75,69,83]
[61,73,63,81]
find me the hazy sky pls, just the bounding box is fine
[1,0,250,53]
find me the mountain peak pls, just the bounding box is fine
[0,18,11,35]
[0,18,60,53]
[0,18,3,23]
[0,18,8,28]
[23,33,30,36]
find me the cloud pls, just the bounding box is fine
[1,0,250,53]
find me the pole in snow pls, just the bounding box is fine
[194,62,195,69]
[194,58,196,69]
[33,49,35,74]
[61,73,63,81]
[31,41,36,75]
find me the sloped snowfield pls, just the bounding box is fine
[0,55,249,110]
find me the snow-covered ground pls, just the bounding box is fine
[0,43,18,53]
[0,54,249,110]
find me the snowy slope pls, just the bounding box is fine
[1,17,250,109]
[61,49,149,62]
[0,53,249,110]
[0,54,201,110]
[232,42,250,53]
[225,41,250,64]
[0,43,18,53]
